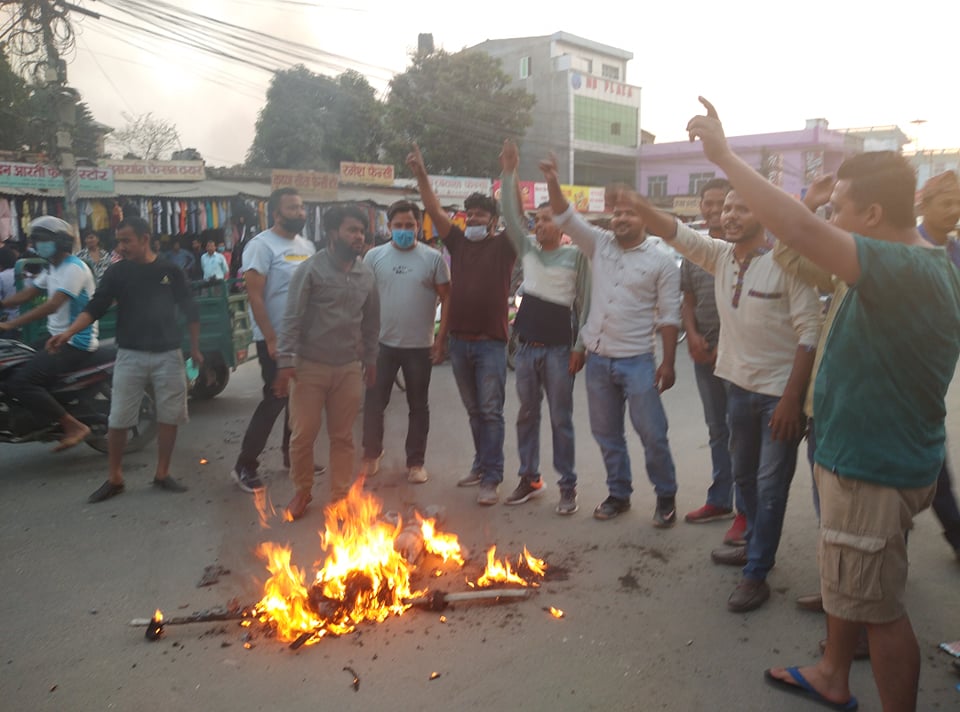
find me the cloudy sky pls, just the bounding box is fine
[50,0,960,168]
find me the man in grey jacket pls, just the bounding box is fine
[274,204,380,520]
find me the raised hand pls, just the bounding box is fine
[500,139,519,174]
[686,96,730,164]
[538,152,560,183]
[803,173,837,212]
[405,143,427,178]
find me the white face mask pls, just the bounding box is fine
[464,225,488,241]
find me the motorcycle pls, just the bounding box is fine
[0,339,158,453]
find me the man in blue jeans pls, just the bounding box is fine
[499,141,590,515]
[540,155,681,527]
[407,144,517,505]
[627,187,822,612]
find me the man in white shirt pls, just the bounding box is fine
[540,156,682,527]
[200,239,229,281]
[624,187,822,613]
[231,188,315,493]
[360,200,450,484]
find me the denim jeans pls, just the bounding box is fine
[585,352,678,501]
[932,458,960,551]
[236,340,290,471]
[693,361,742,511]
[448,336,506,485]
[362,344,432,468]
[515,343,577,492]
[726,383,800,581]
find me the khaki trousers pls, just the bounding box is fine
[288,358,362,499]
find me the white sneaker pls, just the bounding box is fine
[361,451,383,477]
[407,466,429,484]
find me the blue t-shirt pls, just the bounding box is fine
[814,235,960,488]
[33,255,99,351]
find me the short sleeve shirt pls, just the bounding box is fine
[364,242,449,348]
[680,257,721,350]
[33,255,99,351]
[241,229,315,341]
[814,236,960,488]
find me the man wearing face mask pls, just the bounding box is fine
[360,201,450,484]
[231,188,316,494]
[0,216,98,451]
[406,144,517,506]
[274,204,379,520]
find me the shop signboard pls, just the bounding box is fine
[100,159,205,181]
[0,161,115,193]
[271,169,339,202]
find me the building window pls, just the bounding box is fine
[648,175,668,199]
[577,56,593,73]
[610,122,621,136]
[601,64,620,80]
[519,56,531,79]
[688,172,716,196]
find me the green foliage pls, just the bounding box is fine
[246,65,384,170]
[0,48,30,150]
[382,50,535,177]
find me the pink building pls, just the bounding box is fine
[637,119,864,216]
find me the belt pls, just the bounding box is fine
[518,336,549,348]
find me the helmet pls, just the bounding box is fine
[29,216,75,254]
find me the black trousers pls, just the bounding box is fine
[6,344,97,422]
[235,340,290,470]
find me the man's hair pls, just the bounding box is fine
[699,177,732,199]
[536,201,552,211]
[117,216,151,238]
[464,192,498,217]
[836,152,916,229]
[324,204,369,233]
[387,200,422,224]
[268,187,299,217]
[0,245,16,270]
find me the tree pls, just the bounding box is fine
[0,47,30,150]
[109,112,181,160]
[383,49,535,177]
[246,65,384,170]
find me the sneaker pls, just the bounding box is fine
[457,470,483,487]
[711,545,748,566]
[231,465,264,493]
[684,503,735,523]
[593,495,630,520]
[504,479,544,505]
[361,451,384,477]
[556,490,579,515]
[653,496,677,528]
[477,483,499,506]
[282,453,326,476]
[724,513,748,546]
[88,480,125,503]
[152,476,188,493]
[407,465,429,484]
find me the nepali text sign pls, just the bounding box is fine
[339,161,395,186]
[0,161,115,193]
[271,169,339,202]
[428,175,492,200]
[493,180,605,212]
[100,159,205,181]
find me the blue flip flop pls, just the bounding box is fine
[764,667,859,711]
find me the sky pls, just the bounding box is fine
[40,0,960,168]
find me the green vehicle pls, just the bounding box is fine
[14,260,252,400]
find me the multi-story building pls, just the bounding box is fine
[910,149,960,189]
[470,31,652,187]
[637,119,865,217]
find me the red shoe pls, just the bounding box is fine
[684,503,735,523]
[724,513,747,546]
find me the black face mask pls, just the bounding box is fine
[279,217,306,235]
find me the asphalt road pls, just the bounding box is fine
[1,349,958,711]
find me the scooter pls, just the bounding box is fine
[0,339,157,453]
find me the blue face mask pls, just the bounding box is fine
[391,228,416,249]
[35,241,56,259]
[216,246,225,253]
[464,225,488,241]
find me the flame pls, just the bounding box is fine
[199,458,208,465]
[253,488,277,529]
[153,609,163,622]
[475,546,548,588]
[522,547,547,577]
[252,479,425,644]
[417,514,465,566]
[549,606,564,619]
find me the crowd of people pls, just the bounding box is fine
[1,97,958,712]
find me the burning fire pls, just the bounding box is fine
[250,479,548,645]
[474,546,547,588]
[153,609,163,622]
[548,606,564,619]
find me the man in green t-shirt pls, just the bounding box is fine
[687,98,960,712]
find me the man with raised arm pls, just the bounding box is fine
[539,154,681,527]
[406,144,516,506]
[687,98,960,712]
[499,140,590,515]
